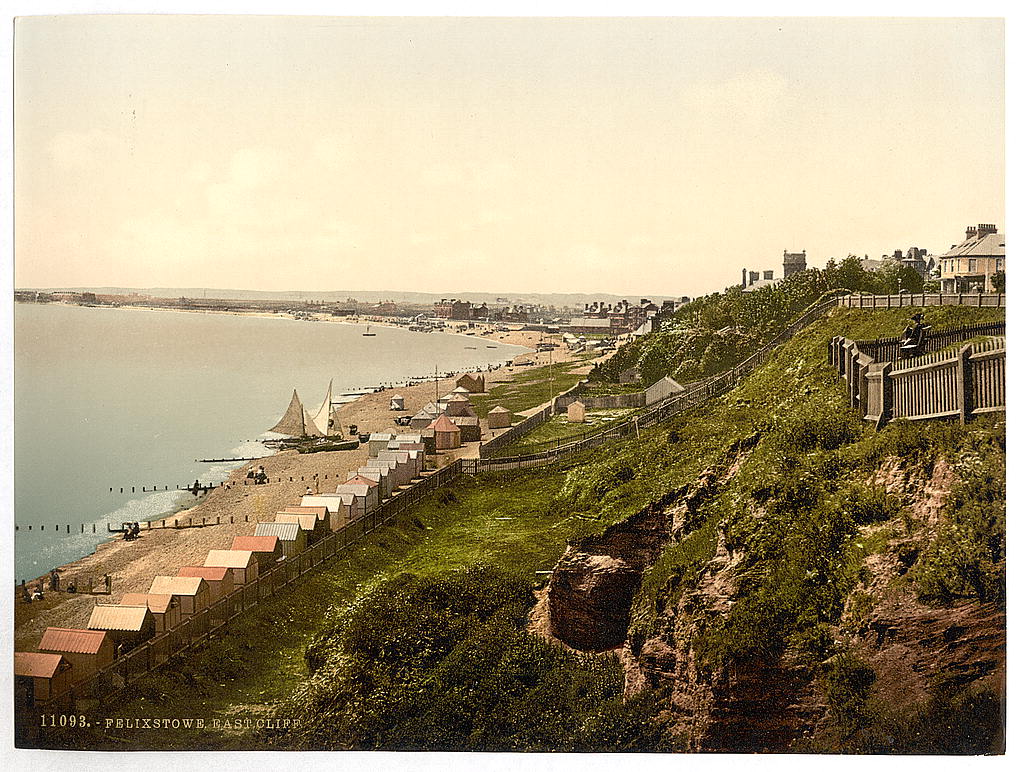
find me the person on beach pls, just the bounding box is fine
[305,486,313,495]
[32,582,44,601]
[104,573,112,594]
[49,569,60,592]
[21,582,31,603]
[192,479,201,496]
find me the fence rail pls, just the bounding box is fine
[837,293,1005,309]
[831,326,1006,427]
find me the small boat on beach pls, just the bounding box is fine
[362,325,376,337]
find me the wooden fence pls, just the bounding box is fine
[837,293,1005,309]
[477,380,586,459]
[35,461,463,712]
[830,327,1006,427]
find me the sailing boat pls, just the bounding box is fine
[362,324,376,337]
[269,389,325,438]
[309,380,339,436]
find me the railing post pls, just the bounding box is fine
[957,343,973,424]
[876,362,892,429]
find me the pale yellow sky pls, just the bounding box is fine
[14,16,1004,298]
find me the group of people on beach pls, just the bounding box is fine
[246,465,269,485]
[122,522,142,541]
[20,570,110,602]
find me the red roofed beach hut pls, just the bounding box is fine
[121,593,181,633]
[15,652,73,705]
[177,565,234,602]
[428,414,462,450]
[231,535,283,569]
[38,628,115,685]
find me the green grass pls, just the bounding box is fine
[34,466,596,751]
[495,409,638,456]
[470,360,589,420]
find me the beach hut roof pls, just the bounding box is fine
[205,550,256,569]
[421,402,443,414]
[275,513,317,530]
[231,535,280,553]
[338,483,372,497]
[300,495,342,513]
[254,522,301,541]
[178,566,230,582]
[39,628,109,655]
[15,652,65,679]
[379,450,410,462]
[395,433,423,443]
[370,432,394,441]
[282,505,329,520]
[343,474,378,488]
[121,593,177,613]
[88,604,151,632]
[149,576,206,597]
[452,386,472,394]
[488,406,511,415]
[357,468,383,481]
[428,414,459,432]
[447,393,470,403]
[453,416,480,426]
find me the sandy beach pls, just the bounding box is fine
[14,323,597,651]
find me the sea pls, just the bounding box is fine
[13,303,529,582]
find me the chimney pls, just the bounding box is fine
[966,225,977,240]
[977,223,998,238]
[742,268,747,288]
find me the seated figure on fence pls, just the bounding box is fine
[899,313,928,358]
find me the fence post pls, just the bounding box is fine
[957,343,973,424]
[876,362,892,429]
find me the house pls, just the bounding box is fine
[87,604,156,648]
[176,565,234,602]
[120,593,181,633]
[428,414,461,450]
[254,521,307,559]
[452,416,481,442]
[939,223,1005,293]
[38,628,115,685]
[566,401,587,423]
[230,535,283,569]
[15,652,73,705]
[148,576,211,617]
[275,512,326,543]
[487,406,512,429]
[204,550,259,587]
[456,373,486,393]
[645,375,685,404]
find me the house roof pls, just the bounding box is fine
[428,414,460,432]
[15,652,65,679]
[282,505,329,520]
[88,604,152,632]
[254,522,302,541]
[300,495,343,513]
[204,550,256,569]
[231,535,280,553]
[39,627,109,655]
[941,231,1005,258]
[275,513,318,531]
[121,593,177,613]
[149,576,207,597]
[178,565,231,582]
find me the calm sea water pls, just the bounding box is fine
[13,304,528,582]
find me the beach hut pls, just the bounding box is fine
[368,432,394,456]
[445,398,478,418]
[38,628,115,685]
[300,494,352,530]
[15,652,72,705]
[567,400,587,423]
[420,428,437,454]
[204,550,259,588]
[410,407,441,430]
[148,576,211,617]
[487,406,512,429]
[177,565,234,602]
[390,396,405,411]
[254,521,307,559]
[336,476,379,517]
[283,504,330,530]
[87,604,156,648]
[377,451,414,485]
[644,376,684,405]
[358,466,394,498]
[231,535,283,569]
[428,414,462,450]
[120,593,181,634]
[453,416,482,443]
[394,444,426,475]
[275,512,324,543]
[456,373,486,393]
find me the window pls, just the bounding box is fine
[969,259,977,273]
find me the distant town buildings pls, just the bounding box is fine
[938,223,1005,293]
[564,298,660,335]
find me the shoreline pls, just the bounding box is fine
[14,326,595,650]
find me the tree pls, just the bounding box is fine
[991,272,1005,293]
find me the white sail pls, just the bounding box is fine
[270,390,308,436]
[310,380,334,436]
[303,409,326,438]
[331,406,346,436]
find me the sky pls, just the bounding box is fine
[13,15,1005,298]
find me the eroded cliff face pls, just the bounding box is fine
[539,451,1005,753]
